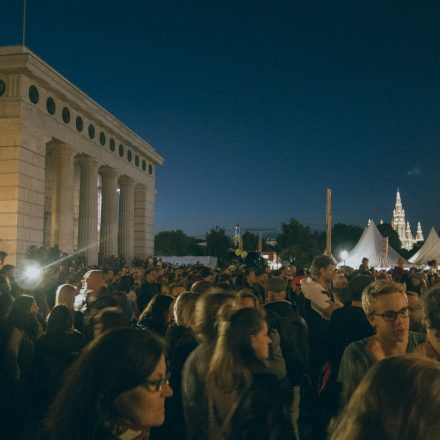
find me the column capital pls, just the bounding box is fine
[77,155,99,171]
[118,175,135,189]
[99,166,118,179]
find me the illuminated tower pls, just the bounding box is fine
[415,222,424,242]
[391,189,407,245]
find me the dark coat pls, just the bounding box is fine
[208,366,293,440]
[264,300,309,386]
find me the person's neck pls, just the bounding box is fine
[318,278,331,291]
[351,300,362,308]
[377,333,409,356]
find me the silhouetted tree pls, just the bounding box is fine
[242,231,259,251]
[377,223,402,254]
[205,227,232,259]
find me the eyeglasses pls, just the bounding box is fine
[142,375,170,393]
[371,306,411,322]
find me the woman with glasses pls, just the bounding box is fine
[46,328,172,440]
[206,306,292,440]
[338,280,423,406]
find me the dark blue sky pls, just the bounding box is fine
[2,1,440,237]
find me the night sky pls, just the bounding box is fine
[2,1,440,237]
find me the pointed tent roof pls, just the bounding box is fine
[409,228,439,265]
[338,221,410,269]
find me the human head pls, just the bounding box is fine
[199,267,214,282]
[101,267,114,283]
[406,291,423,332]
[46,305,73,335]
[234,289,260,310]
[169,281,186,298]
[84,270,107,295]
[348,274,373,302]
[94,307,125,338]
[140,294,174,326]
[245,268,257,286]
[55,284,77,310]
[173,291,200,328]
[4,294,40,340]
[311,255,335,283]
[131,265,145,283]
[329,355,440,440]
[264,277,287,302]
[362,257,369,266]
[193,292,235,342]
[190,280,213,293]
[362,280,409,344]
[209,307,270,391]
[145,268,158,284]
[46,328,172,439]
[397,257,405,269]
[255,267,268,285]
[422,285,440,356]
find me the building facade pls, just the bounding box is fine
[391,189,423,250]
[0,45,163,265]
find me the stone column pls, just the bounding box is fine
[99,167,118,258]
[134,184,155,258]
[118,175,135,264]
[50,144,75,253]
[78,156,99,266]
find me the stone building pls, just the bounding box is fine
[0,45,163,265]
[391,189,423,251]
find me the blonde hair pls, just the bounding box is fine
[173,291,200,328]
[361,280,407,316]
[329,355,440,440]
[55,284,76,310]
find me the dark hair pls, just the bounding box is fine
[423,286,440,338]
[348,274,373,302]
[5,294,36,331]
[46,328,163,439]
[94,307,125,337]
[47,305,73,335]
[140,294,174,326]
[117,275,135,293]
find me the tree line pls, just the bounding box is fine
[154,219,423,266]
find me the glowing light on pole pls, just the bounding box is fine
[340,250,348,266]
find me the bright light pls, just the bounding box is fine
[16,260,43,289]
[24,265,42,281]
[340,250,348,261]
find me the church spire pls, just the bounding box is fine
[416,221,424,242]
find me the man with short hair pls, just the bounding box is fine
[301,255,340,320]
[406,291,423,332]
[264,277,308,440]
[136,268,160,313]
[338,279,423,405]
[252,267,268,304]
[358,257,370,274]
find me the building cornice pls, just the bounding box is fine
[0,45,164,166]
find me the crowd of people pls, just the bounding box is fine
[0,249,440,439]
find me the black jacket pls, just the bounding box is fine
[264,300,309,385]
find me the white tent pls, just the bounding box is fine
[409,227,439,265]
[338,221,410,269]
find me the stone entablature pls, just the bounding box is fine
[0,45,164,265]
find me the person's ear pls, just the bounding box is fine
[367,315,376,329]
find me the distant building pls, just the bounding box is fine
[391,189,423,251]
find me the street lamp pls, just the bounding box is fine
[340,250,348,266]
